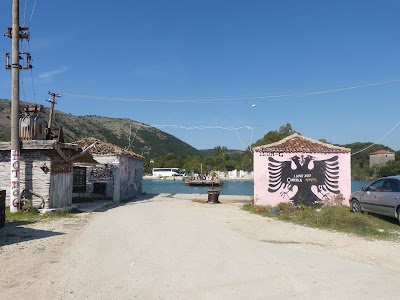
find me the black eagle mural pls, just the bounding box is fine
[268,155,340,206]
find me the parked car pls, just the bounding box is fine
[349,176,400,224]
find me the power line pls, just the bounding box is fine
[351,120,400,156]
[61,77,400,104]
[20,0,37,104]
[153,125,253,130]
[22,0,37,26]
[152,125,254,150]
[20,0,38,103]
[23,0,28,25]
[29,0,37,25]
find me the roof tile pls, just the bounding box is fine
[253,133,350,153]
[370,150,395,155]
[73,137,143,159]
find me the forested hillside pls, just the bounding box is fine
[0,99,198,157]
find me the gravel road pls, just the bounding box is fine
[1,193,400,299]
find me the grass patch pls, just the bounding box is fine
[242,203,400,241]
[5,207,78,223]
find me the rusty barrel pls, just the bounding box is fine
[0,190,5,228]
[207,190,220,203]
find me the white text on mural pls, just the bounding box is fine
[287,173,317,183]
[259,151,284,157]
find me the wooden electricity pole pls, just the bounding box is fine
[47,91,62,132]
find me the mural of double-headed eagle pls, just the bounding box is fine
[268,155,340,206]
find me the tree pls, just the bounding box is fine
[378,161,400,177]
[252,123,297,147]
[278,123,295,135]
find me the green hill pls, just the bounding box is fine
[0,99,198,157]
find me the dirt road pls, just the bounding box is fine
[2,194,400,299]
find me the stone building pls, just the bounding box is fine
[369,150,395,168]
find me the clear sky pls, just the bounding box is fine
[1,0,400,151]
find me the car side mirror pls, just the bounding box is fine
[361,187,365,191]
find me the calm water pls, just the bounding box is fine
[143,179,372,195]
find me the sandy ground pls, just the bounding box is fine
[1,193,400,299]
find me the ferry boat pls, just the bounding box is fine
[185,179,224,186]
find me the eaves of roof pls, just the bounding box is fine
[253,133,351,153]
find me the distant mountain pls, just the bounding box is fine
[0,99,199,157]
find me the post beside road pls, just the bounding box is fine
[10,0,20,212]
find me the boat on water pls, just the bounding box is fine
[185,179,224,186]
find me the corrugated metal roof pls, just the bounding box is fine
[253,133,351,153]
[370,150,395,155]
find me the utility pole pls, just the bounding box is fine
[5,0,32,212]
[46,91,61,134]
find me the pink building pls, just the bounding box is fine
[253,133,351,207]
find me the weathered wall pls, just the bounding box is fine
[89,155,118,199]
[119,156,143,200]
[0,151,51,208]
[72,155,143,202]
[50,158,73,208]
[254,151,351,207]
[370,153,395,167]
[0,150,76,209]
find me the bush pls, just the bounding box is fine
[241,203,400,240]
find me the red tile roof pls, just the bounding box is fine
[253,133,350,153]
[370,150,395,155]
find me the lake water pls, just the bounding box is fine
[143,179,372,196]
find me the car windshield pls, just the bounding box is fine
[366,179,385,192]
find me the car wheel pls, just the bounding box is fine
[397,208,400,225]
[351,199,362,213]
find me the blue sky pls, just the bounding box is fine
[1,0,400,151]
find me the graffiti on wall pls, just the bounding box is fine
[133,167,143,193]
[119,157,142,198]
[51,161,72,174]
[89,167,113,182]
[268,155,340,206]
[10,150,20,209]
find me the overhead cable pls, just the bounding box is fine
[61,77,400,104]
[351,120,400,156]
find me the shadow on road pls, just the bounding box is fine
[90,193,159,212]
[0,221,64,247]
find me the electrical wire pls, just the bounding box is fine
[29,0,37,25]
[124,123,140,151]
[20,0,38,104]
[351,120,400,156]
[152,125,254,150]
[20,71,27,103]
[153,125,253,131]
[23,0,28,25]
[234,129,247,150]
[27,41,37,103]
[61,77,400,104]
